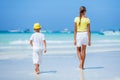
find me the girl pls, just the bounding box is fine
[74,6,91,69]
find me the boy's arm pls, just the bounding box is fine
[43,40,47,53]
[30,40,33,47]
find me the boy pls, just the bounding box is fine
[30,23,47,74]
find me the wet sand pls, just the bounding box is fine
[0,51,120,80]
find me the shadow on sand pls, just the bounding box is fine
[35,71,57,80]
[79,66,104,80]
[84,66,104,70]
[40,70,57,74]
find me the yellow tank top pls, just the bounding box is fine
[74,17,90,32]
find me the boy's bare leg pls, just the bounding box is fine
[35,64,40,74]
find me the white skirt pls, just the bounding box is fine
[76,32,88,47]
[32,49,43,64]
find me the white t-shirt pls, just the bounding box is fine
[30,32,45,50]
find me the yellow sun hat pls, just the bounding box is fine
[33,23,41,29]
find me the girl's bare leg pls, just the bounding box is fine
[81,45,87,69]
[77,47,82,68]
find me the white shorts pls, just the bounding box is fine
[32,49,43,64]
[76,32,88,47]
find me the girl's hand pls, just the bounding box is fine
[88,41,91,46]
[74,40,76,46]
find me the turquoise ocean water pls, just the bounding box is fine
[0,32,120,60]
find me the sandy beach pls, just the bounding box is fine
[0,51,120,80]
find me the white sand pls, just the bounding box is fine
[0,51,120,80]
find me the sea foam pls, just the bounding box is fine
[9,39,120,45]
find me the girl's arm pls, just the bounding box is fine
[74,23,77,45]
[43,40,47,53]
[87,24,91,46]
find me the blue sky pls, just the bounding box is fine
[0,0,120,31]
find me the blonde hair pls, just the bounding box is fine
[34,28,40,32]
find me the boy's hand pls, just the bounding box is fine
[44,49,47,53]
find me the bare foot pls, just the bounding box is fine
[36,71,40,74]
[35,68,40,74]
[37,68,40,74]
[79,64,84,70]
[35,70,40,74]
[35,68,37,72]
